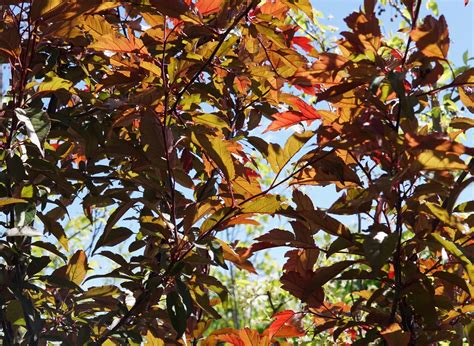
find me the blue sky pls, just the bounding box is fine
[313,0,474,65]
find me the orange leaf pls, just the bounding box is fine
[264,109,320,132]
[265,310,305,339]
[410,15,449,59]
[196,0,224,15]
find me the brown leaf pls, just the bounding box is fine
[410,15,450,59]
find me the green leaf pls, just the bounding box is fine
[192,133,236,181]
[176,279,194,317]
[77,286,121,300]
[432,233,474,283]
[14,202,36,227]
[166,291,187,338]
[241,195,284,214]
[193,114,229,130]
[37,72,74,94]
[31,241,67,262]
[363,233,398,270]
[5,300,26,327]
[15,108,51,156]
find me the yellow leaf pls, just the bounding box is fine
[0,198,27,207]
[37,72,74,94]
[416,150,467,171]
[145,331,164,346]
[192,133,236,181]
[66,250,88,285]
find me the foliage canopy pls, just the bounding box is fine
[0,0,473,344]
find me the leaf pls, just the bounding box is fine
[15,108,51,156]
[311,260,356,287]
[149,0,190,18]
[89,33,148,54]
[280,271,325,307]
[77,286,121,300]
[250,132,314,174]
[65,250,88,285]
[166,291,187,338]
[0,198,27,207]
[3,226,42,237]
[283,0,313,18]
[31,241,67,261]
[433,271,472,295]
[424,202,462,230]
[5,300,26,327]
[215,239,256,273]
[30,0,63,19]
[266,310,305,339]
[363,233,398,270]
[38,213,69,251]
[193,114,229,130]
[93,200,136,253]
[292,36,315,54]
[450,116,474,131]
[416,150,467,171]
[241,195,284,214]
[381,323,410,346]
[192,133,236,181]
[95,227,134,249]
[265,98,322,132]
[410,15,450,59]
[176,280,194,317]
[196,0,224,15]
[431,233,474,284]
[37,71,74,94]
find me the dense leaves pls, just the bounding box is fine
[0,0,473,345]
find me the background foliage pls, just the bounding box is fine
[0,0,473,345]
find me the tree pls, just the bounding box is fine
[0,0,473,345]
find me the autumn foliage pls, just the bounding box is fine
[0,0,473,345]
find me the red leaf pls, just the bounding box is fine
[264,98,321,132]
[265,310,306,339]
[196,0,224,15]
[292,36,314,53]
[390,49,403,61]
